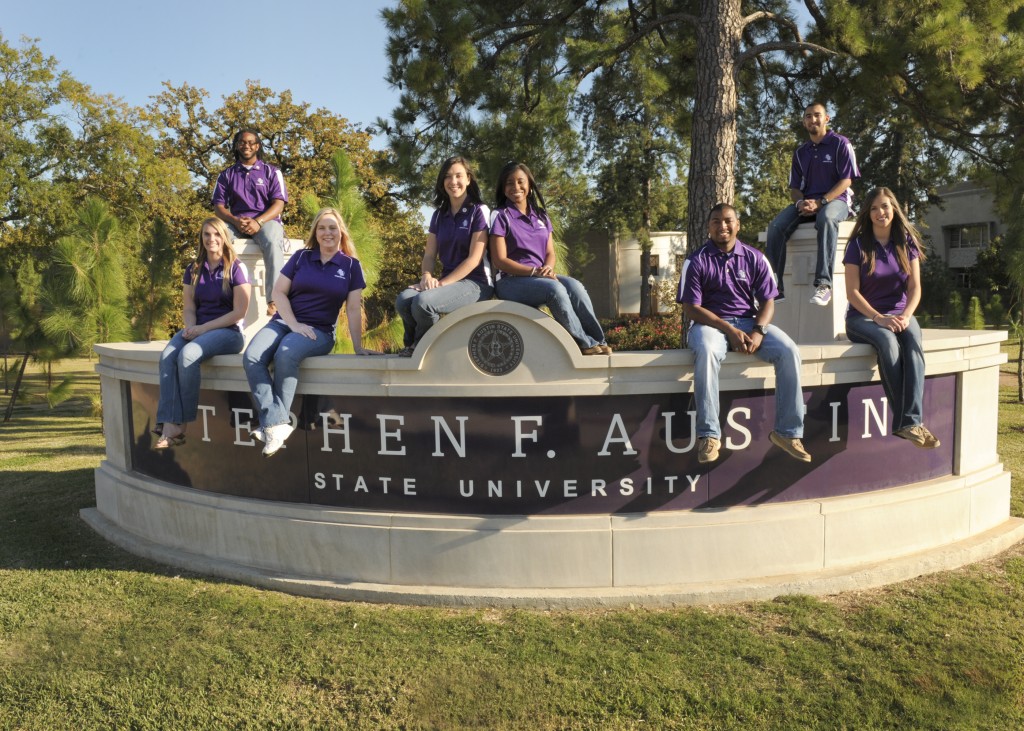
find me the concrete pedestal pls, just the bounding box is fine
[760,221,855,343]
[234,237,303,338]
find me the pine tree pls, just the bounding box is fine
[134,218,179,340]
[42,198,132,353]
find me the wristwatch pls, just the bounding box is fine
[754,324,769,336]
[819,197,829,207]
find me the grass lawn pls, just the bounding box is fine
[2,356,1023,729]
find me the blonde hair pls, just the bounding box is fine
[306,207,358,259]
[193,217,239,294]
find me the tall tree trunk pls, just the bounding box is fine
[3,355,28,423]
[1017,333,1023,403]
[640,175,653,317]
[686,0,742,254]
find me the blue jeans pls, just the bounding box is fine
[688,318,804,439]
[157,327,244,425]
[242,319,334,429]
[228,220,285,301]
[765,200,849,294]
[495,275,606,349]
[845,314,924,432]
[395,279,494,347]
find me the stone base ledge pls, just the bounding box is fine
[80,507,1024,608]
[86,458,1019,606]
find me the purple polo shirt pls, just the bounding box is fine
[677,240,779,319]
[489,204,551,273]
[789,130,860,205]
[274,248,366,332]
[843,236,920,315]
[184,259,250,330]
[430,203,492,284]
[211,160,288,222]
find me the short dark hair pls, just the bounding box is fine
[706,202,738,223]
[231,129,264,162]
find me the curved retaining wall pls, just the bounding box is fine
[85,301,1021,606]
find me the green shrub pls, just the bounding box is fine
[947,291,964,328]
[984,293,1005,327]
[966,296,986,329]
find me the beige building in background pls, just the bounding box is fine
[579,231,688,317]
[921,181,1007,288]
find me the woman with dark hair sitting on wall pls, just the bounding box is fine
[489,161,610,355]
[843,186,939,449]
[395,155,494,356]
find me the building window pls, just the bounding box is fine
[955,270,972,289]
[648,254,660,277]
[947,223,992,249]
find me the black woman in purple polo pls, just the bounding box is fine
[489,162,610,355]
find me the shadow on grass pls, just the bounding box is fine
[0,418,101,435]
[0,467,199,581]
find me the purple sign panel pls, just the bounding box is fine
[128,376,955,515]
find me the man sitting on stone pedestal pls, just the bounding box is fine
[212,129,289,316]
[678,203,811,465]
[766,103,860,306]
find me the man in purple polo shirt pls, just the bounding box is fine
[766,103,860,306]
[678,203,811,464]
[213,129,289,316]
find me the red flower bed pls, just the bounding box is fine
[602,316,683,351]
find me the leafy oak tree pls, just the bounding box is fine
[0,34,191,257]
[0,34,190,390]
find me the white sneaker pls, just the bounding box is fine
[809,285,832,306]
[262,422,295,457]
[251,427,266,443]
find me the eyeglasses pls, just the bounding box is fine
[237,140,260,148]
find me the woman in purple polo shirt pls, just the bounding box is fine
[243,207,371,457]
[155,218,252,449]
[395,156,493,356]
[489,162,610,355]
[843,187,939,449]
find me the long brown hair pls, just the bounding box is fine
[306,207,358,259]
[847,187,926,276]
[193,217,239,295]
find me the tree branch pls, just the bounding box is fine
[801,0,828,30]
[735,40,842,73]
[742,10,803,41]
